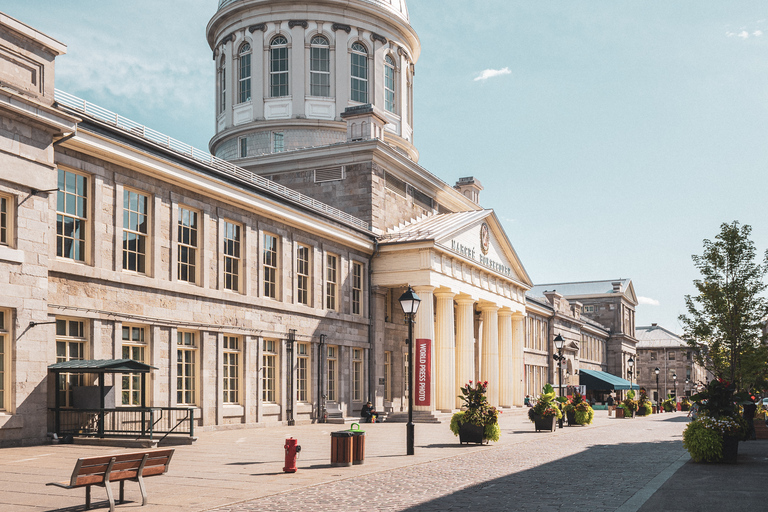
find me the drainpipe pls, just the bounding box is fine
[367,239,379,403]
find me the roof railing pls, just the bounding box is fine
[54,89,369,231]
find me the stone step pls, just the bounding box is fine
[384,411,453,424]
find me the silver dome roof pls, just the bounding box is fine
[217,0,409,22]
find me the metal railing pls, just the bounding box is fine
[54,89,370,231]
[50,407,195,442]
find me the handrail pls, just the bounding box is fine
[54,89,370,232]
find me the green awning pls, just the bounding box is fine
[48,359,156,374]
[579,369,638,391]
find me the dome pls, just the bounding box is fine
[217,0,409,22]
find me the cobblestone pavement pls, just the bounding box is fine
[208,414,688,512]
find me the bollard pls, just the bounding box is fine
[283,437,301,473]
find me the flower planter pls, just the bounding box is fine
[566,411,576,426]
[721,435,739,464]
[534,414,557,432]
[458,422,485,445]
[615,408,625,419]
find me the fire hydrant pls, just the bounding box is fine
[283,437,301,473]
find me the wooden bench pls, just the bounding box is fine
[47,449,174,512]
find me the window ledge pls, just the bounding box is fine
[223,404,244,417]
[0,245,24,264]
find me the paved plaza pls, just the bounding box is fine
[0,410,766,512]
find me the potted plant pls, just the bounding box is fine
[563,391,594,425]
[662,395,676,412]
[681,397,691,412]
[615,403,625,418]
[637,390,653,416]
[449,381,500,444]
[622,390,638,418]
[682,378,748,463]
[528,384,562,432]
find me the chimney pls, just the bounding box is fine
[612,281,622,293]
[341,104,387,142]
[454,176,483,204]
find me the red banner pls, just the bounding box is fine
[415,338,431,406]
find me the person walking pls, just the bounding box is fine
[744,397,757,440]
[607,394,615,417]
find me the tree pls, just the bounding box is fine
[679,221,768,391]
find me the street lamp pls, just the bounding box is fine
[672,373,677,400]
[654,367,660,413]
[553,334,565,429]
[685,377,689,397]
[627,356,635,394]
[398,285,421,456]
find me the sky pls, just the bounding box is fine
[8,1,768,334]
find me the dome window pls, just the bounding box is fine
[384,55,396,113]
[310,36,330,97]
[238,43,252,103]
[270,36,289,98]
[350,43,368,103]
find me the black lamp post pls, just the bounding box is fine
[672,373,677,401]
[399,285,421,456]
[685,377,689,397]
[627,356,635,394]
[654,367,660,413]
[553,334,565,428]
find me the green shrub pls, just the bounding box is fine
[683,419,724,462]
[484,422,501,442]
[574,402,594,425]
[449,411,465,437]
[638,402,653,416]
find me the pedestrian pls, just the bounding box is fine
[361,401,379,423]
[744,397,757,441]
[607,394,615,417]
[687,402,699,420]
[524,395,531,407]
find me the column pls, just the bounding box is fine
[511,313,525,406]
[290,24,306,117]
[434,289,456,412]
[480,303,500,407]
[497,309,513,408]
[454,296,475,408]
[412,285,435,412]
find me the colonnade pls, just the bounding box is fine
[412,285,525,411]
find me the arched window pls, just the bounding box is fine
[270,36,289,98]
[384,54,396,113]
[310,35,330,97]
[218,56,226,114]
[238,43,251,103]
[350,42,368,103]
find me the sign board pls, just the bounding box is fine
[415,339,431,406]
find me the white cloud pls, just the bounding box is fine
[638,296,660,306]
[754,30,763,37]
[474,67,512,82]
[738,30,750,39]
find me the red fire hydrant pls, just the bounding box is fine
[283,437,300,473]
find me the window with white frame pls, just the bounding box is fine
[0,194,10,246]
[263,233,278,299]
[121,325,147,406]
[296,244,310,306]
[218,55,226,114]
[297,342,309,402]
[327,345,338,402]
[238,43,252,103]
[223,335,240,404]
[270,36,289,97]
[262,339,278,402]
[122,189,149,274]
[353,348,363,402]
[310,35,330,97]
[56,168,88,262]
[272,132,284,153]
[352,261,363,315]
[177,206,198,283]
[384,55,396,113]
[177,331,197,405]
[384,350,392,401]
[0,309,8,411]
[56,318,87,407]
[669,351,676,360]
[223,221,241,292]
[350,42,368,103]
[326,253,338,311]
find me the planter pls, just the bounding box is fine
[754,419,768,440]
[615,408,625,419]
[566,410,576,426]
[721,435,740,464]
[534,414,557,432]
[458,422,485,444]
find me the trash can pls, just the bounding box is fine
[348,423,365,465]
[330,431,353,467]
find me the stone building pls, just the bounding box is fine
[635,324,709,401]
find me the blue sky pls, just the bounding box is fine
[9,1,768,333]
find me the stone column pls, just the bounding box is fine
[480,303,500,407]
[511,313,525,406]
[434,289,456,412]
[413,285,435,412]
[454,296,475,408]
[497,309,513,407]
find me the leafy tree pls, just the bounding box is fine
[679,221,768,390]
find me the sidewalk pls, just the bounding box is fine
[0,410,762,511]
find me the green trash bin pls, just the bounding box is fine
[330,431,353,467]
[348,423,366,465]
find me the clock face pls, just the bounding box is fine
[480,223,490,255]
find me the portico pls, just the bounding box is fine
[374,211,532,412]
